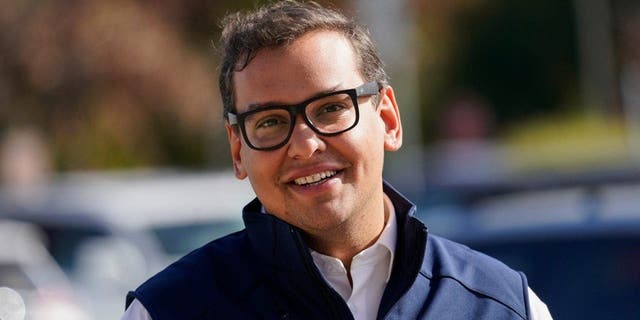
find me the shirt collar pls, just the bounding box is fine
[379,193,397,282]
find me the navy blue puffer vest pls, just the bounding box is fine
[127,182,530,319]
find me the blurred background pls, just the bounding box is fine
[1,0,639,319]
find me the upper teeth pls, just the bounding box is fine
[294,170,337,185]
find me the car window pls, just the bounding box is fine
[151,220,244,256]
[37,224,107,273]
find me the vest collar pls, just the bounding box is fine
[241,181,427,275]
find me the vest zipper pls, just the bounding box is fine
[289,227,352,320]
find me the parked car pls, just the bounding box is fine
[416,171,640,319]
[0,170,254,320]
[0,219,92,320]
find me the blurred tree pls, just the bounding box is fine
[0,0,260,171]
[416,0,580,142]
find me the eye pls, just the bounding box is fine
[256,116,288,129]
[319,103,346,114]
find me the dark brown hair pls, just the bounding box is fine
[218,0,388,118]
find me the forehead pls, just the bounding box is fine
[232,31,363,112]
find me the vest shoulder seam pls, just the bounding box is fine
[420,272,527,319]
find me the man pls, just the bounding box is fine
[122,1,552,319]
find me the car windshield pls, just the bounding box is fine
[151,220,244,256]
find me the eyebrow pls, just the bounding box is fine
[244,83,344,112]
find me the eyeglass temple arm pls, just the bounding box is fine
[356,82,382,96]
[227,112,238,125]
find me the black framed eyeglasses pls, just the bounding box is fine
[228,82,381,151]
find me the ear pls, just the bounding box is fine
[377,86,403,151]
[225,122,248,179]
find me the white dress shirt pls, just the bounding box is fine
[310,194,397,320]
[121,195,553,320]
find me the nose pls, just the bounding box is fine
[286,115,326,159]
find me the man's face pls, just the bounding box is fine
[226,30,402,237]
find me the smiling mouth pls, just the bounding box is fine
[293,170,338,186]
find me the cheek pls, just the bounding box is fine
[241,149,279,182]
[359,114,387,161]
[239,149,261,181]
[338,117,385,165]
[354,112,385,146]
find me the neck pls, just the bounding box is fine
[304,193,390,271]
